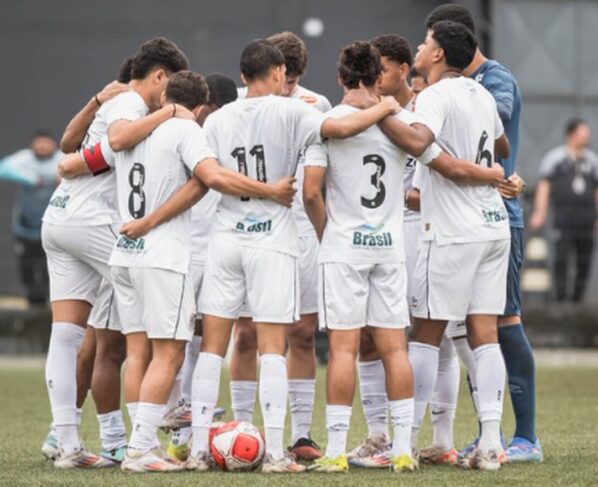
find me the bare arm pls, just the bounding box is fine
[378,119,435,157]
[529,179,550,231]
[194,159,296,207]
[61,81,130,153]
[303,166,327,241]
[428,152,504,185]
[120,177,208,239]
[58,153,90,179]
[108,104,194,151]
[495,133,510,159]
[405,188,420,212]
[321,97,399,139]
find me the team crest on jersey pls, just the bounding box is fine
[352,222,393,248]
[48,194,70,209]
[235,217,273,233]
[115,235,145,252]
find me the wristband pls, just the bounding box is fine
[94,94,102,107]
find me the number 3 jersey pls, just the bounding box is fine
[305,105,419,264]
[203,94,326,257]
[414,77,510,245]
[99,118,216,273]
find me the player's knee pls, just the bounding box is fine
[234,327,258,354]
[288,325,315,352]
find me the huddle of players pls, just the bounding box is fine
[41,3,539,475]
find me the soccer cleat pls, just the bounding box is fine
[458,438,478,460]
[167,430,191,462]
[308,454,349,473]
[416,445,458,465]
[213,406,226,421]
[261,453,307,473]
[390,454,418,473]
[54,448,113,469]
[41,431,59,460]
[347,432,390,465]
[100,445,127,465]
[288,437,322,461]
[506,437,543,463]
[185,451,211,471]
[349,446,391,468]
[121,447,185,473]
[457,447,506,471]
[161,401,227,431]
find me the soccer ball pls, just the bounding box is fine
[209,420,265,471]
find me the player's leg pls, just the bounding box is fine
[229,316,258,422]
[573,228,594,302]
[553,227,570,300]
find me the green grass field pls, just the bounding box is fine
[1,360,597,486]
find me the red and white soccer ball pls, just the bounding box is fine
[209,420,265,471]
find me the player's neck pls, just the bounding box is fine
[394,82,413,108]
[567,142,585,158]
[427,65,461,85]
[129,79,156,111]
[246,80,276,98]
[463,49,488,77]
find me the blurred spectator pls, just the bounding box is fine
[0,132,61,304]
[530,119,598,302]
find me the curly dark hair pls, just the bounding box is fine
[338,41,382,89]
[130,37,189,80]
[117,57,134,83]
[267,31,308,77]
[431,20,477,70]
[164,70,208,110]
[371,34,413,67]
[425,4,476,34]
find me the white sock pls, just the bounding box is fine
[181,336,202,404]
[175,426,193,445]
[408,342,439,449]
[389,398,414,457]
[357,360,388,438]
[288,379,315,444]
[431,337,459,451]
[454,337,480,416]
[259,354,288,460]
[474,344,506,453]
[97,410,127,451]
[45,322,85,455]
[325,405,352,458]
[191,353,223,456]
[76,408,82,427]
[166,369,183,410]
[129,402,167,451]
[126,402,139,424]
[230,380,257,422]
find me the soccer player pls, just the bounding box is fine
[424,4,540,463]
[187,38,399,473]
[304,40,426,474]
[370,21,511,470]
[64,70,297,472]
[229,31,332,461]
[42,37,190,468]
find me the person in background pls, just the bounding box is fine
[0,132,61,304]
[530,118,598,302]
[409,67,427,98]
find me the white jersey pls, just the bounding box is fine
[402,98,420,223]
[203,95,326,256]
[305,106,418,264]
[190,190,220,264]
[43,91,148,226]
[104,118,216,273]
[414,77,510,245]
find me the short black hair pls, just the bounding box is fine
[409,67,424,79]
[338,41,382,89]
[267,31,308,77]
[566,118,588,136]
[33,130,55,140]
[240,39,285,81]
[425,4,476,34]
[430,20,477,70]
[205,73,238,107]
[130,37,189,80]
[370,34,413,67]
[117,57,133,83]
[164,71,208,110]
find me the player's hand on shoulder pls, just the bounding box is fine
[498,171,525,198]
[380,95,401,114]
[120,218,153,239]
[96,80,131,105]
[270,176,297,208]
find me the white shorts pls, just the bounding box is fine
[403,218,422,312]
[88,278,121,331]
[198,241,299,324]
[411,239,510,321]
[190,261,205,319]
[111,266,195,341]
[445,320,467,339]
[318,262,410,331]
[42,223,118,304]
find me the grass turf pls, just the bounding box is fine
[0,363,597,486]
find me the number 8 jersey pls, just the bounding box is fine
[305,105,419,264]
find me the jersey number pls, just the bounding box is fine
[128,162,146,218]
[231,145,267,202]
[361,154,386,209]
[475,130,493,167]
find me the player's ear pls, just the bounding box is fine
[433,46,445,65]
[240,73,248,86]
[154,68,168,84]
[159,91,167,107]
[400,63,410,81]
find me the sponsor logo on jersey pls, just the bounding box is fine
[235,217,273,233]
[48,194,70,209]
[352,222,393,248]
[481,206,508,224]
[115,235,145,251]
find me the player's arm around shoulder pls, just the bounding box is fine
[303,143,328,241]
[60,137,114,179]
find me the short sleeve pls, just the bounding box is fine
[179,123,217,173]
[100,137,116,166]
[105,92,148,126]
[417,143,442,166]
[292,99,326,148]
[202,116,219,157]
[412,86,447,138]
[304,143,328,168]
[494,106,505,140]
[482,67,516,124]
[538,148,562,179]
